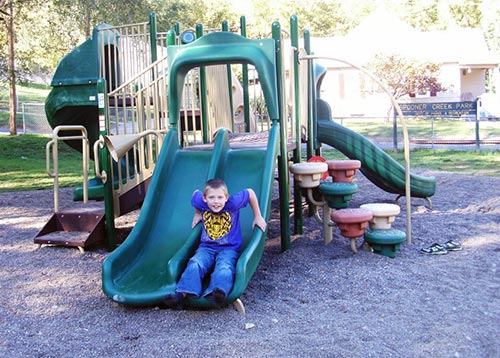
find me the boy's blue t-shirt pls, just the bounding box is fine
[191,189,250,252]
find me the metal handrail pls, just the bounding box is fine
[108,55,168,96]
[93,136,107,184]
[46,125,90,212]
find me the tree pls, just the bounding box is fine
[1,0,49,135]
[53,0,154,38]
[448,0,482,28]
[154,0,237,32]
[280,0,362,37]
[367,53,446,104]
[233,0,367,38]
[366,52,447,150]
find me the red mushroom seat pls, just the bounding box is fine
[326,160,361,183]
[330,208,373,253]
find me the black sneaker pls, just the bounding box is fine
[212,288,226,306]
[163,292,184,310]
[420,243,448,255]
[442,240,463,251]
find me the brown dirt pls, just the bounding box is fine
[1,169,499,357]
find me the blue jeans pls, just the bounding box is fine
[176,246,239,298]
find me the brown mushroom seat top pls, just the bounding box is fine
[326,159,361,170]
[330,208,373,224]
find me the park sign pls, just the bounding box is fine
[397,101,477,118]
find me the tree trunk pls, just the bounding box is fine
[7,0,16,135]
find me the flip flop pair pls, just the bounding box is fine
[420,240,462,255]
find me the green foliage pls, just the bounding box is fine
[479,0,500,54]
[154,0,236,32]
[449,0,482,28]
[2,0,500,85]
[280,0,360,37]
[400,0,442,31]
[240,0,369,38]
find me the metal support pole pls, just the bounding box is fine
[240,16,251,132]
[221,20,235,132]
[303,31,316,156]
[149,12,157,63]
[291,15,303,235]
[98,78,116,251]
[273,22,291,251]
[431,117,435,150]
[475,98,481,152]
[393,114,398,152]
[196,24,209,143]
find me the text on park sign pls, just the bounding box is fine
[397,101,477,117]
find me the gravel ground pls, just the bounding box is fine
[0,169,499,358]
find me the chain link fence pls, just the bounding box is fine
[20,103,52,134]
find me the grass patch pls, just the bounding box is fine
[1,130,499,193]
[321,147,500,176]
[0,134,89,193]
[343,118,500,140]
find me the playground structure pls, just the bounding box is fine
[37,13,436,309]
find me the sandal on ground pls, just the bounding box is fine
[442,240,463,251]
[420,243,448,255]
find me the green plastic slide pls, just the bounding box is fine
[316,99,436,198]
[102,126,279,307]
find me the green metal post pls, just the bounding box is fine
[166,30,177,132]
[97,78,116,251]
[393,116,398,152]
[273,21,291,251]
[197,24,209,143]
[166,29,176,46]
[222,20,235,132]
[240,16,251,132]
[290,15,303,235]
[304,30,318,216]
[149,12,157,62]
[149,12,159,129]
[304,31,315,157]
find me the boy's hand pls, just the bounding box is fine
[252,215,267,232]
[192,212,202,228]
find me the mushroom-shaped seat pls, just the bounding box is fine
[360,203,401,230]
[330,208,373,238]
[330,208,373,253]
[318,182,358,209]
[326,160,361,183]
[289,162,328,188]
[364,228,407,258]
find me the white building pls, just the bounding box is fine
[311,9,500,119]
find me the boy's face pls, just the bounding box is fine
[203,187,229,213]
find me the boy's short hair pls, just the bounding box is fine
[203,178,228,196]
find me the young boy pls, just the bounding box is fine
[163,178,267,309]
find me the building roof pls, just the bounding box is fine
[311,9,500,69]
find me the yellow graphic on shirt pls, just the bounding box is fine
[203,211,232,240]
